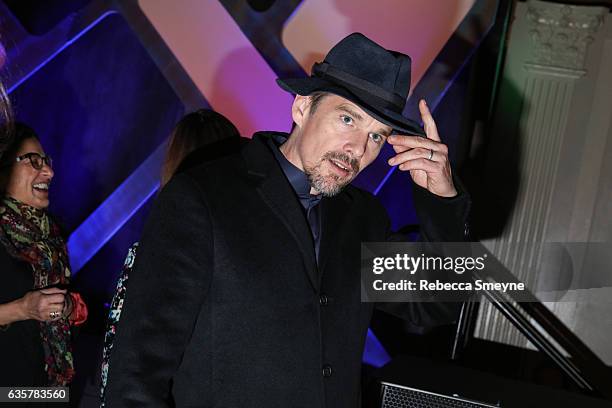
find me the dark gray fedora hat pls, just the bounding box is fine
[277,32,425,136]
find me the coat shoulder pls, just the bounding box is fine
[343,185,386,214]
[180,151,247,193]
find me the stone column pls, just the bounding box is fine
[474,0,609,357]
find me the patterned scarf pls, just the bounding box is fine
[0,196,74,386]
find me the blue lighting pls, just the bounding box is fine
[7,11,117,94]
[67,142,166,273]
[362,328,391,367]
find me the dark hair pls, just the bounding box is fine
[0,123,39,193]
[307,91,329,115]
[290,91,330,133]
[161,109,240,187]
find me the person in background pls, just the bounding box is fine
[0,123,88,387]
[99,109,241,406]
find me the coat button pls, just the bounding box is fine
[319,294,329,306]
[322,365,333,378]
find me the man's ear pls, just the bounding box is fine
[291,95,310,128]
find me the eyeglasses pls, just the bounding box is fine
[15,152,53,170]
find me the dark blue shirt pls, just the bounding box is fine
[267,134,322,260]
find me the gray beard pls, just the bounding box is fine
[304,152,359,197]
[305,166,346,197]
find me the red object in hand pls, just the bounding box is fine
[69,292,88,326]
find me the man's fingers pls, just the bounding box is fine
[396,158,442,173]
[391,144,411,154]
[388,148,444,166]
[419,99,441,142]
[388,134,446,152]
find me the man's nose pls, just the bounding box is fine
[345,132,368,158]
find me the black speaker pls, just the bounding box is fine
[381,382,500,408]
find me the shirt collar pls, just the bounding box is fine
[267,133,320,201]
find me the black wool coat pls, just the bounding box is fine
[104,132,470,408]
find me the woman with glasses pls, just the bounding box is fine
[0,123,87,388]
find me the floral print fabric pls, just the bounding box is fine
[100,242,137,406]
[0,196,76,386]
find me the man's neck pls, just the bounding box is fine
[278,131,320,196]
[278,131,303,172]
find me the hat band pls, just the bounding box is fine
[312,62,405,110]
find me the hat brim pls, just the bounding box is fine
[277,77,425,137]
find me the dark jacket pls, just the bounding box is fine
[0,245,47,387]
[104,132,470,407]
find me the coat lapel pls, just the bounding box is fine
[242,134,319,291]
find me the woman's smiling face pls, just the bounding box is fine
[5,137,54,209]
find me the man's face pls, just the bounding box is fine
[287,94,392,196]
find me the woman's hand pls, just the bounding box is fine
[19,287,67,322]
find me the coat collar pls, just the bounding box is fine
[242,132,319,290]
[266,133,315,201]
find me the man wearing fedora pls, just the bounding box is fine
[105,33,470,407]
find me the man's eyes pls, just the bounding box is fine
[339,114,386,144]
[340,114,354,125]
[369,132,384,144]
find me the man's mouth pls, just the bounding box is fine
[329,158,352,176]
[33,182,50,192]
